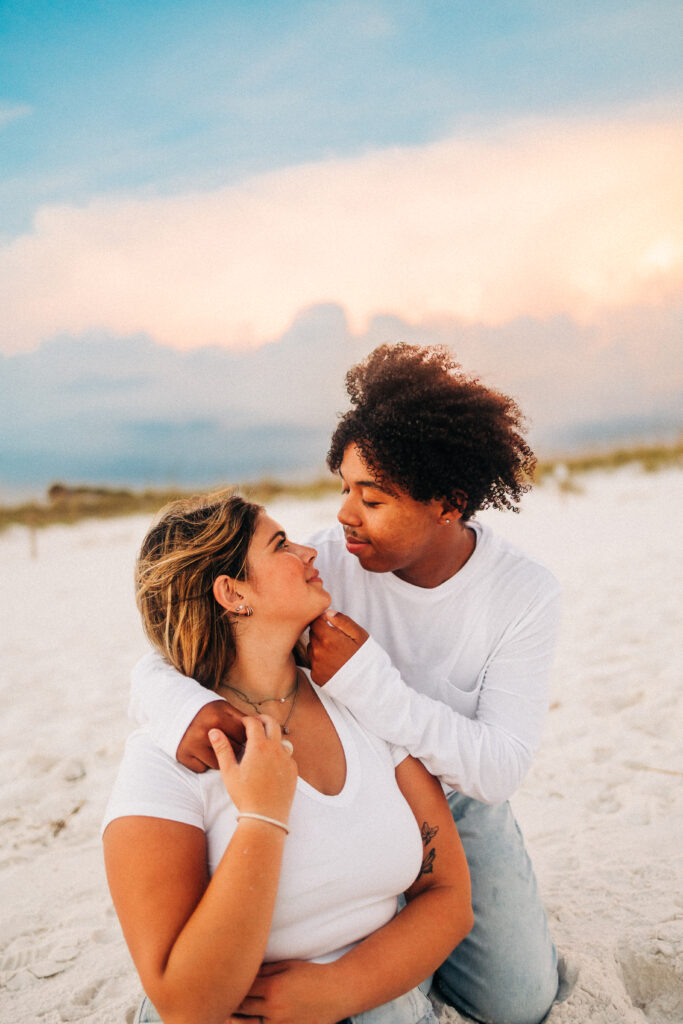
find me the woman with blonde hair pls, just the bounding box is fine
[103,491,472,1024]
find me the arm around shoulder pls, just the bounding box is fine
[129,651,219,759]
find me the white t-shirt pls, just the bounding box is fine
[104,679,422,964]
[130,521,561,804]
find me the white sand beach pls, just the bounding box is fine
[1,466,681,1024]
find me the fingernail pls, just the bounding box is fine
[208,729,222,743]
[325,609,339,619]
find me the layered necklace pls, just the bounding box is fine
[218,669,300,735]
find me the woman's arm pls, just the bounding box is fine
[236,756,473,1024]
[103,718,297,1024]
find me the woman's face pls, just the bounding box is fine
[241,512,331,627]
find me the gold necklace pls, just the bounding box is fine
[218,670,300,735]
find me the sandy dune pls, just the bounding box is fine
[1,467,681,1023]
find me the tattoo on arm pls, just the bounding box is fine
[419,848,436,877]
[418,821,439,878]
[421,821,439,846]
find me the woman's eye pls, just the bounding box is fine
[362,500,380,508]
[277,537,290,549]
[341,487,350,496]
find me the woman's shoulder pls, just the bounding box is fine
[102,729,205,835]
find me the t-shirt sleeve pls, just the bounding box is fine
[325,574,561,804]
[102,730,204,835]
[388,742,410,767]
[129,651,220,759]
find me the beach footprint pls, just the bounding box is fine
[615,921,683,1022]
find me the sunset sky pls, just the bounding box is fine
[1,0,681,489]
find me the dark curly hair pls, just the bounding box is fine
[327,343,535,521]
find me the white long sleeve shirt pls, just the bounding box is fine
[130,520,561,804]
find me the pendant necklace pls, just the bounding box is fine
[219,670,300,735]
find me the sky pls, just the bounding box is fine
[1,0,681,491]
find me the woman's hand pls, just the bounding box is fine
[209,715,298,824]
[229,960,344,1024]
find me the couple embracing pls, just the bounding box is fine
[103,343,561,1024]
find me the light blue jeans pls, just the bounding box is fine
[435,793,559,1024]
[135,980,437,1023]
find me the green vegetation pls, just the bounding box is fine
[1,440,681,534]
[0,478,341,534]
[533,440,683,483]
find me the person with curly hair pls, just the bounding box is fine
[130,343,563,1024]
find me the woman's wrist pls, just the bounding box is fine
[236,812,290,835]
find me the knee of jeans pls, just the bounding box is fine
[480,971,558,1024]
[437,961,558,1024]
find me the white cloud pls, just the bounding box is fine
[0,102,31,129]
[1,111,682,354]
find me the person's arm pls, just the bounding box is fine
[310,583,561,804]
[235,756,473,1024]
[103,718,296,1024]
[130,651,245,769]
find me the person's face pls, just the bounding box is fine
[337,444,448,578]
[242,512,331,626]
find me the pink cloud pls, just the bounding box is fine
[1,110,681,354]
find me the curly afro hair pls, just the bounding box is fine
[327,343,535,521]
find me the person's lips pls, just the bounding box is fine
[307,571,323,584]
[344,533,371,555]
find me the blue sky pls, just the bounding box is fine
[0,1,681,491]
[2,0,681,236]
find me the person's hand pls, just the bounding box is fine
[230,959,343,1024]
[176,700,246,772]
[209,715,298,824]
[307,610,369,685]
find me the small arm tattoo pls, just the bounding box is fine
[421,821,439,846]
[418,847,436,878]
[418,821,439,878]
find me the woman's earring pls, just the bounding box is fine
[236,604,254,617]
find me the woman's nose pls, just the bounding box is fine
[298,543,317,563]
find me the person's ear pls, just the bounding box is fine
[438,490,468,525]
[213,575,246,613]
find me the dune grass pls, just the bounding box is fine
[1,440,681,534]
[533,440,683,481]
[0,477,341,534]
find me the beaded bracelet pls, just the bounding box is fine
[237,812,290,835]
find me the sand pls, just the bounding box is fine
[1,466,681,1023]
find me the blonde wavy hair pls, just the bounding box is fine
[135,492,262,690]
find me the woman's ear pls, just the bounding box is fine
[213,575,243,612]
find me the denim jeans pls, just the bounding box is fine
[435,793,558,1024]
[135,982,438,1023]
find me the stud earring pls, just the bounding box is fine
[236,604,254,617]
[445,519,451,524]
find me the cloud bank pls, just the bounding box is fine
[1,302,680,493]
[1,111,681,355]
